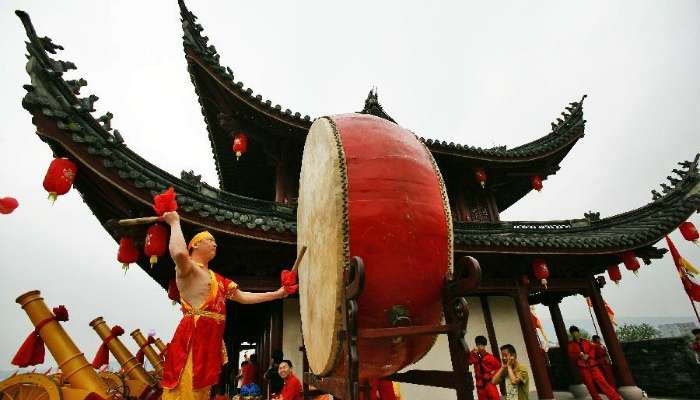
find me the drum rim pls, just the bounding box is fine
[298,116,350,376]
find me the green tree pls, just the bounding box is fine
[615,323,660,342]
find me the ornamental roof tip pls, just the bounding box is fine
[650,153,699,201]
[16,8,297,237]
[418,94,587,158]
[178,0,311,125]
[358,87,396,123]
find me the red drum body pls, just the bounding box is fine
[297,114,452,381]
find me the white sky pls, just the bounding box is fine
[0,0,699,369]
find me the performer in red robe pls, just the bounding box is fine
[161,211,288,400]
[567,326,621,400]
[690,328,700,364]
[591,335,616,387]
[277,360,302,400]
[468,335,501,400]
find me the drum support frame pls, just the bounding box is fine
[302,256,482,400]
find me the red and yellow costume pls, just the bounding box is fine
[591,341,616,388]
[161,269,238,400]
[567,339,620,400]
[468,350,501,400]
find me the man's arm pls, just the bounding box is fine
[229,287,288,304]
[491,366,506,385]
[162,211,194,277]
[506,365,522,385]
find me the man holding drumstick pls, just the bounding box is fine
[160,211,291,400]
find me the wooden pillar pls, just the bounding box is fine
[587,278,635,387]
[546,299,581,384]
[515,281,554,400]
[480,295,505,394]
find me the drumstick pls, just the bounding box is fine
[117,216,163,226]
[290,246,307,274]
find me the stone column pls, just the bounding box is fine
[515,282,554,400]
[588,277,644,400]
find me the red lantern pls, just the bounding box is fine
[117,236,140,272]
[153,187,178,216]
[531,176,543,192]
[0,197,19,214]
[144,223,169,267]
[532,258,549,288]
[43,158,77,204]
[621,251,640,275]
[607,264,622,285]
[679,222,699,245]
[232,133,248,160]
[474,168,487,188]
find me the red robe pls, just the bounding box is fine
[161,270,238,390]
[591,342,616,387]
[279,373,302,400]
[568,339,620,400]
[468,350,501,400]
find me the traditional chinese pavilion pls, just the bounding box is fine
[15,2,700,399]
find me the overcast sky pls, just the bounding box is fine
[1,1,699,370]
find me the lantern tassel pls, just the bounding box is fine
[633,270,639,276]
[541,279,548,289]
[47,192,57,205]
[479,181,485,189]
[235,152,242,160]
[122,263,129,274]
[150,255,158,267]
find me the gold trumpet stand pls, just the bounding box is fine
[90,317,161,399]
[0,290,112,400]
[130,330,163,376]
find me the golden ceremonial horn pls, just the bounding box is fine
[15,290,110,399]
[130,329,163,375]
[154,338,167,356]
[90,317,158,388]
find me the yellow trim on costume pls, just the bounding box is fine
[188,231,214,250]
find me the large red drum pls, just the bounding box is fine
[297,114,453,380]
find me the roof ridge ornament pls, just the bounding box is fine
[359,87,396,123]
[651,154,699,201]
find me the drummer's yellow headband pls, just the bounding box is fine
[188,231,214,250]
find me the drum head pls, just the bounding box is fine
[297,117,348,376]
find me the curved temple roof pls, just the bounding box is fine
[178,0,586,198]
[454,154,700,259]
[15,7,699,276]
[16,10,297,245]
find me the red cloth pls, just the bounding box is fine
[91,325,125,368]
[281,270,298,294]
[153,187,178,215]
[241,362,258,386]
[279,373,302,400]
[11,305,68,367]
[161,271,238,390]
[567,339,598,368]
[579,365,621,400]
